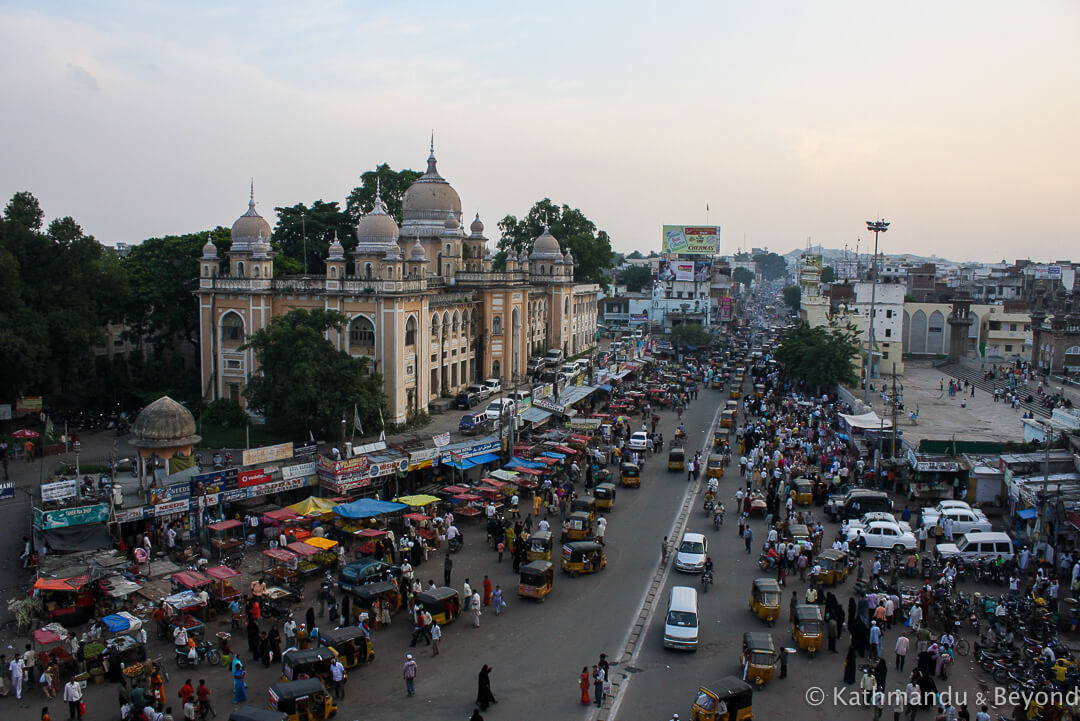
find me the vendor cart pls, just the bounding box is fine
[207,519,245,559]
[33,575,95,626]
[163,590,207,638]
[33,625,78,679]
[262,548,300,585]
[205,565,242,610]
[302,536,340,570]
[287,541,322,580]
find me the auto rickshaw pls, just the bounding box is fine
[267,678,336,721]
[792,604,824,656]
[562,511,595,542]
[815,549,849,586]
[729,386,741,400]
[561,541,606,576]
[280,647,336,682]
[749,578,782,624]
[725,400,738,413]
[619,462,641,488]
[317,626,373,669]
[518,560,553,601]
[791,478,813,506]
[721,409,736,428]
[691,676,754,721]
[668,447,686,472]
[526,530,553,561]
[415,586,461,626]
[571,495,597,523]
[785,523,811,547]
[713,431,727,451]
[753,384,766,399]
[593,483,616,510]
[229,707,286,721]
[711,376,724,389]
[707,457,724,479]
[741,631,778,687]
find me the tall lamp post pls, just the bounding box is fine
[864,219,889,403]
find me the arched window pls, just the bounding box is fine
[405,316,417,346]
[253,265,260,278]
[492,360,501,379]
[565,297,570,315]
[236,261,245,277]
[329,266,337,278]
[446,244,451,256]
[221,313,244,343]
[431,314,440,338]
[452,311,461,335]
[364,263,373,279]
[348,316,375,348]
[492,315,503,336]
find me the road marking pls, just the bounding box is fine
[595,400,725,721]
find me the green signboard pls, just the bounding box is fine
[34,503,110,529]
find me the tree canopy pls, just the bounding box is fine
[670,323,711,348]
[496,198,614,287]
[754,251,788,281]
[732,266,755,286]
[241,309,386,436]
[271,200,354,275]
[782,285,801,311]
[345,164,422,226]
[774,321,860,392]
[820,265,836,283]
[620,265,652,293]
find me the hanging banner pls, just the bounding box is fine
[41,479,79,502]
[153,499,190,517]
[148,480,191,506]
[16,396,43,413]
[281,461,316,481]
[293,442,318,458]
[242,442,293,467]
[34,504,110,529]
[432,432,450,448]
[238,468,271,488]
[191,468,239,496]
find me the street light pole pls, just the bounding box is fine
[864,219,889,403]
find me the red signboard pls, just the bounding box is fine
[238,468,271,488]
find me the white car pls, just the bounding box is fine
[468,382,491,400]
[482,378,502,396]
[628,431,650,451]
[921,503,992,535]
[485,398,515,421]
[844,512,912,536]
[675,532,708,573]
[845,520,917,552]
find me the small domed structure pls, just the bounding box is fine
[201,237,218,259]
[529,226,562,261]
[327,232,345,261]
[444,210,459,231]
[402,143,462,222]
[231,182,273,251]
[131,396,201,449]
[355,186,400,253]
[470,213,485,237]
[409,237,428,261]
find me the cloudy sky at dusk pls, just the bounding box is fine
[1,1,1076,262]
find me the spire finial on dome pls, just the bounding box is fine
[376,176,382,201]
[249,178,256,211]
[430,130,435,156]
[426,133,439,175]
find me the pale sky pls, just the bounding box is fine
[2,1,1077,262]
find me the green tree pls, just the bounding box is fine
[733,266,755,286]
[754,251,788,281]
[621,265,653,293]
[774,321,860,392]
[242,309,386,436]
[272,200,354,275]
[626,250,644,260]
[670,323,711,348]
[782,285,801,311]
[4,191,44,232]
[820,265,836,283]
[496,198,614,287]
[345,164,422,226]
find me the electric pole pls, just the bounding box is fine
[864,219,889,403]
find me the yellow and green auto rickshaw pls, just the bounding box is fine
[721,410,736,429]
[713,431,727,451]
[525,530,553,561]
[707,457,725,479]
[593,483,616,510]
[518,560,553,601]
[741,631,778,687]
[280,648,336,683]
[317,626,373,670]
[792,604,824,656]
[562,511,595,542]
[561,541,606,576]
[619,462,641,488]
[749,577,782,624]
[691,676,754,721]
[791,478,813,506]
[729,386,741,400]
[415,586,461,626]
[267,679,336,721]
[815,549,849,586]
[668,447,686,472]
[785,523,811,547]
[571,495,597,523]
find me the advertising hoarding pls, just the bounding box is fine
[34,504,110,529]
[238,468,271,488]
[661,226,720,255]
[242,442,293,467]
[41,479,78,502]
[659,260,712,282]
[1034,265,1062,280]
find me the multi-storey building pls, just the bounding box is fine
[195,147,599,423]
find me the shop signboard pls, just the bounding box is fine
[114,507,147,523]
[41,479,78,502]
[248,475,311,497]
[661,225,720,255]
[16,396,43,413]
[532,398,566,414]
[432,432,450,448]
[191,468,239,495]
[464,441,500,458]
[242,442,293,467]
[321,475,373,494]
[238,468,271,488]
[148,480,192,505]
[293,442,318,458]
[34,503,110,529]
[281,461,316,481]
[153,499,189,517]
[408,448,440,471]
[570,418,602,429]
[0,404,11,421]
[1034,265,1062,280]
[0,482,14,500]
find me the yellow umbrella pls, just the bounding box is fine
[393,494,441,507]
[304,536,338,550]
[287,497,338,516]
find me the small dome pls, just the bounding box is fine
[251,232,271,259]
[444,211,459,230]
[201,238,218,259]
[131,396,201,449]
[231,183,273,251]
[327,232,345,261]
[530,226,562,260]
[518,249,529,263]
[355,190,400,252]
[409,238,428,261]
[484,245,493,259]
[563,249,574,265]
[470,213,485,236]
[401,146,462,220]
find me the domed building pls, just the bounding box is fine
[196,143,600,426]
[129,396,201,484]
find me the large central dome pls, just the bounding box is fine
[401,144,462,237]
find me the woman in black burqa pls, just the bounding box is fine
[476,664,496,711]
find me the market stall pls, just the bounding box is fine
[207,519,244,558]
[162,590,206,637]
[262,547,300,585]
[286,541,322,580]
[205,565,242,609]
[33,575,95,625]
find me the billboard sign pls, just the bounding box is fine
[662,225,720,255]
[1034,265,1062,280]
[281,461,317,481]
[293,442,318,458]
[41,479,78,502]
[148,480,192,505]
[238,468,272,488]
[659,260,712,282]
[242,442,293,467]
[34,504,110,529]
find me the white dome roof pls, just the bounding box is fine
[529,226,562,260]
[470,213,485,236]
[327,232,345,261]
[231,183,273,252]
[402,147,462,221]
[409,237,428,261]
[355,191,400,253]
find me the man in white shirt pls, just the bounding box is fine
[283,617,297,649]
[329,659,346,700]
[538,518,550,532]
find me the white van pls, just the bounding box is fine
[663,586,699,650]
[935,531,1015,563]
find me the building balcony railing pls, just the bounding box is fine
[455,271,527,284]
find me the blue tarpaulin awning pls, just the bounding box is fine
[596,384,613,393]
[468,452,500,465]
[506,457,546,470]
[1016,508,1037,519]
[333,498,408,518]
[541,451,566,460]
[444,457,476,470]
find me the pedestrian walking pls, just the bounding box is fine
[661,536,669,564]
[744,526,753,554]
[403,654,418,697]
[895,635,909,671]
[471,591,482,627]
[231,660,246,703]
[592,665,604,708]
[493,586,505,616]
[430,622,441,656]
[330,658,345,700]
[444,554,453,587]
[476,665,496,711]
[62,679,82,720]
[579,667,591,705]
[196,680,215,720]
[10,654,24,700]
